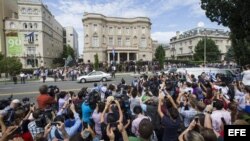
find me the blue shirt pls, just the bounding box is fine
[180,107,197,127]
[82,102,93,124]
[65,119,82,133]
[48,112,81,141]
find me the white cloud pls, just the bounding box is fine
[189,2,205,17]
[197,21,205,27]
[151,31,176,44]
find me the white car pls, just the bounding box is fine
[156,68,177,75]
[77,71,112,83]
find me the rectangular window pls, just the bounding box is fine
[141,37,146,47]
[118,37,122,46]
[142,27,146,34]
[125,38,130,46]
[35,34,38,41]
[92,36,99,47]
[109,27,113,34]
[134,27,137,34]
[117,27,122,35]
[27,47,36,55]
[93,24,97,32]
[24,34,27,41]
[109,37,113,46]
[126,27,130,35]
[102,26,105,33]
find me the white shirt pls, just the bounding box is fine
[213,85,229,95]
[184,87,193,94]
[211,110,231,132]
[242,70,250,86]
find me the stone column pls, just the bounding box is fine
[118,52,120,63]
[127,52,129,61]
[136,53,138,61]
[107,52,110,65]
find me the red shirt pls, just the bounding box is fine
[37,94,56,110]
[22,132,33,141]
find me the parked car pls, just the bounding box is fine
[77,71,112,83]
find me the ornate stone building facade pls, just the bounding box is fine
[4,0,63,68]
[168,27,231,61]
[82,13,153,64]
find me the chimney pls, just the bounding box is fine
[176,31,180,39]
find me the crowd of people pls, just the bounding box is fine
[0,64,250,141]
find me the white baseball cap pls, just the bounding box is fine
[12,99,21,104]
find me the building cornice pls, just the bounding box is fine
[170,34,230,44]
[82,13,151,25]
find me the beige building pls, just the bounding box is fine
[168,27,231,61]
[0,0,18,55]
[82,13,153,64]
[63,26,79,58]
[4,0,63,68]
[152,40,159,59]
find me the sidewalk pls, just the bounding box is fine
[0,72,153,83]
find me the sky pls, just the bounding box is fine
[42,0,228,56]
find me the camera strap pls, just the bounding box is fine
[55,129,64,140]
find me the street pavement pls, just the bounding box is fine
[0,73,145,103]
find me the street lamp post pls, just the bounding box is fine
[63,58,66,70]
[204,29,206,67]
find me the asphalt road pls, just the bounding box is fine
[0,74,138,103]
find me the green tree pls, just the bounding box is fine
[194,39,221,63]
[155,45,166,69]
[0,57,22,75]
[53,45,76,67]
[200,0,250,65]
[224,46,235,62]
[0,53,4,61]
[94,53,99,70]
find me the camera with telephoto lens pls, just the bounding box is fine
[35,109,53,128]
[0,95,13,110]
[48,85,60,97]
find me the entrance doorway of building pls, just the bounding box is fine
[120,53,127,63]
[129,53,136,61]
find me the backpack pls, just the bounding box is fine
[144,105,161,130]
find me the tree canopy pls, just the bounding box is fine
[201,0,250,65]
[0,57,22,75]
[224,46,235,62]
[155,45,165,69]
[52,45,76,67]
[194,38,221,63]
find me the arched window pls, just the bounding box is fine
[34,23,38,28]
[29,23,33,28]
[23,23,27,29]
[10,22,15,28]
